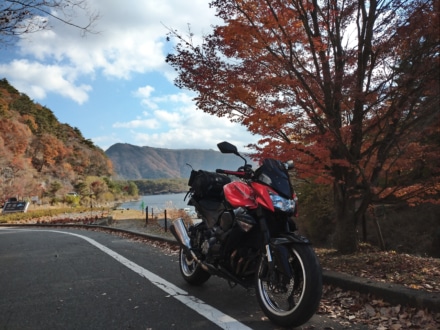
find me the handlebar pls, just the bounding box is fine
[216,169,246,177]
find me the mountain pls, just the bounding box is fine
[0,78,113,198]
[105,143,253,179]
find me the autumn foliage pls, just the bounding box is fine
[166,0,440,253]
[0,79,113,202]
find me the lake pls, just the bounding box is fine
[120,192,191,212]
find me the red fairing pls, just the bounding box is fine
[251,182,275,212]
[224,181,258,209]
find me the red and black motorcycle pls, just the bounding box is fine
[170,141,322,327]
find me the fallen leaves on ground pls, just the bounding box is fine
[316,243,440,329]
[318,285,440,329]
[316,243,440,293]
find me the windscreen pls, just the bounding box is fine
[255,158,293,198]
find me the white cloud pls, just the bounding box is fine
[5,0,220,102]
[154,110,181,124]
[134,85,159,109]
[134,85,155,99]
[115,88,258,151]
[0,0,260,152]
[0,59,91,104]
[113,118,160,129]
[131,118,256,152]
[0,0,218,106]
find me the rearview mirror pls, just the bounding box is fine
[217,141,238,155]
[285,160,294,170]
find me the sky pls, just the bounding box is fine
[0,0,260,152]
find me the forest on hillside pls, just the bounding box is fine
[0,79,136,205]
[133,178,188,195]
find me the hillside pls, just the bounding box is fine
[106,143,253,179]
[0,78,113,200]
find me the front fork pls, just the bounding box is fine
[258,210,308,280]
[259,214,274,272]
[261,244,294,282]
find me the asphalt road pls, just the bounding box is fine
[0,227,366,329]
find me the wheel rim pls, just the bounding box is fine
[257,248,306,316]
[180,248,197,276]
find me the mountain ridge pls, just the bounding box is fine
[105,142,253,180]
[0,78,113,199]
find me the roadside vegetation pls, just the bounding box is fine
[295,181,440,258]
[0,207,93,223]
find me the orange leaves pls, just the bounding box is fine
[168,0,440,215]
[21,114,38,132]
[33,134,67,167]
[0,80,114,201]
[311,36,328,53]
[0,118,32,155]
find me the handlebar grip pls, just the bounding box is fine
[216,169,225,173]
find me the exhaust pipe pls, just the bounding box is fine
[170,218,192,250]
[170,218,211,272]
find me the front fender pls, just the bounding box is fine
[271,232,311,246]
[269,233,310,278]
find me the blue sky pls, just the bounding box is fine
[0,0,260,152]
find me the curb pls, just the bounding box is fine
[323,270,440,313]
[2,223,439,312]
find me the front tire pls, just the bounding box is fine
[255,244,322,327]
[179,247,211,285]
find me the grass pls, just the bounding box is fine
[0,206,95,223]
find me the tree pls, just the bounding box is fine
[166,0,440,253]
[30,133,67,172]
[126,181,139,197]
[0,0,99,45]
[0,117,33,198]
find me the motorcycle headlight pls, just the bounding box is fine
[269,192,296,213]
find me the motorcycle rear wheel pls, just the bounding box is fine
[179,247,211,285]
[255,244,322,327]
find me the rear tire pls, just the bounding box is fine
[179,247,211,285]
[255,244,322,327]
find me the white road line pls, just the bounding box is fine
[1,228,252,330]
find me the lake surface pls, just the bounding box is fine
[120,192,191,211]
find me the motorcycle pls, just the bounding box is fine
[170,141,322,327]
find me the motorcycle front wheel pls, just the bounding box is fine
[255,244,322,327]
[179,247,211,285]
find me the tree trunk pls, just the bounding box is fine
[333,182,358,254]
[371,206,386,251]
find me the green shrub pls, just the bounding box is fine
[65,195,80,207]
